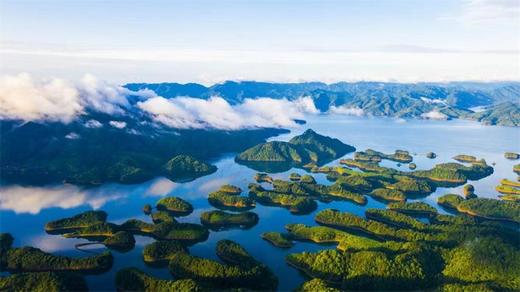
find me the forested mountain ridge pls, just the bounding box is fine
[126,81,520,126]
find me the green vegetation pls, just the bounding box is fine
[442,237,520,290]
[143,204,152,215]
[286,204,520,290]
[289,172,301,181]
[208,184,255,211]
[1,243,113,273]
[286,246,440,290]
[261,232,294,248]
[151,211,178,224]
[370,188,406,202]
[45,210,107,232]
[236,129,355,168]
[156,197,193,216]
[437,194,520,223]
[103,231,136,251]
[387,201,438,216]
[453,155,477,163]
[300,174,316,184]
[254,172,273,183]
[505,152,520,160]
[326,183,367,204]
[200,210,258,230]
[387,176,434,195]
[168,240,278,290]
[514,164,520,175]
[0,272,88,292]
[426,152,437,159]
[462,184,476,198]
[496,178,520,195]
[162,154,217,181]
[365,209,426,230]
[121,220,209,243]
[469,102,520,127]
[0,233,14,251]
[116,268,204,291]
[142,240,187,264]
[355,149,413,163]
[248,183,317,214]
[297,278,341,292]
[409,162,417,170]
[412,161,493,184]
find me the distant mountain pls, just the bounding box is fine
[0,112,286,185]
[125,81,520,126]
[467,102,520,127]
[236,129,355,171]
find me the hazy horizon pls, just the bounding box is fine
[1,0,519,84]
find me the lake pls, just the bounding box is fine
[1,114,519,291]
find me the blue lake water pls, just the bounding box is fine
[1,115,519,291]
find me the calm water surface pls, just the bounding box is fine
[1,115,519,291]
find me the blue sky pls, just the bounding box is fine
[0,0,519,84]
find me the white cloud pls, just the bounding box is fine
[85,119,103,128]
[420,97,447,105]
[328,105,365,116]
[458,0,520,24]
[138,96,318,130]
[0,73,149,123]
[0,184,124,214]
[0,73,82,122]
[421,110,448,120]
[109,120,127,129]
[65,132,80,139]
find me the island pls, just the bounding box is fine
[0,272,88,291]
[254,172,274,183]
[162,154,217,181]
[282,202,519,291]
[248,183,318,214]
[261,232,294,248]
[156,196,193,216]
[208,184,255,211]
[505,152,520,160]
[354,149,413,163]
[116,268,204,291]
[453,154,477,163]
[236,129,355,170]
[387,201,438,217]
[426,152,437,159]
[168,240,278,290]
[0,233,113,273]
[289,172,302,181]
[200,210,259,230]
[437,194,520,223]
[142,240,187,264]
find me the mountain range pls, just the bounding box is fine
[126,81,520,126]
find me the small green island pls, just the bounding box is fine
[0,233,113,273]
[248,183,318,214]
[261,232,294,248]
[116,268,204,291]
[208,184,255,211]
[200,210,259,230]
[168,240,278,290]
[142,240,187,264]
[453,154,477,163]
[354,149,413,163]
[156,196,194,216]
[0,271,88,291]
[437,193,520,223]
[236,129,355,170]
[504,152,520,160]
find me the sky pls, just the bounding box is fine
[0,0,519,84]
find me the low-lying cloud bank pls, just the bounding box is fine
[0,73,143,122]
[0,73,318,130]
[138,95,317,129]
